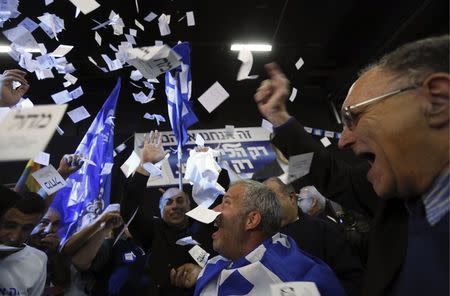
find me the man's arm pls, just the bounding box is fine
[121,130,166,249]
[255,63,378,216]
[70,212,123,270]
[61,211,121,255]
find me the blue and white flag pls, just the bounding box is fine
[51,78,121,246]
[194,233,347,296]
[165,42,198,147]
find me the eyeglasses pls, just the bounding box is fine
[341,85,418,130]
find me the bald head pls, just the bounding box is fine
[159,188,191,229]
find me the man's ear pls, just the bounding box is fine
[288,192,297,206]
[245,211,262,231]
[422,73,449,128]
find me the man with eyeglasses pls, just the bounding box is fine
[254,35,449,296]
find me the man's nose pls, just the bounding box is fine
[44,223,53,234]
[338,126,356,149]
[213,204,223,212]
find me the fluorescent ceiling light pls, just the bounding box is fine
[0,45,41,53]
[230,43,272,52]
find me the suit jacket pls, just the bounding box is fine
[273,118,408,296]
[281,209,363,296]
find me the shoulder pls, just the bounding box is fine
[23,245,47,265]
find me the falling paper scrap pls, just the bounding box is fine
[287,152,314,183]
[67,106,90,123]
[197,81,230,113]
[158,14,171,36]
[236,49,258,81]
[288,87,298,102]
[69,0,100,15]
[127,45,181,79]
[143,113,165,125]
[133,90,155,104]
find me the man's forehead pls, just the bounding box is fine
[343,67,394,107]
[225,184,246,199]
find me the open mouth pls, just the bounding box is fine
[212,217,222,239]
[360,152,376,166]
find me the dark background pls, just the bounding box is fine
[0,0,448,197]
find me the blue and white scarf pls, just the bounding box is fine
[194,233,347,296]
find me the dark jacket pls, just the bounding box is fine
[272,118,408,296]
[281,208,364,296]
[121,173,215,296]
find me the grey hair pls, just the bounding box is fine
[360,35,449,85]
[231,179,282,235]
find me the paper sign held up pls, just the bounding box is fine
[32,165,67,195]
[0,105,67,161]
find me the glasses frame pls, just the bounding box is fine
[341,85,419,130]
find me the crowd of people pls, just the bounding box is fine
[0,34,448,296]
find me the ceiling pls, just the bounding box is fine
[0,0,448,181]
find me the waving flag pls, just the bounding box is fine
[14,159,41,194]
[51,78,121,246]
[165,42,198,147]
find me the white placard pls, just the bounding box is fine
[270,282,320,296]
[197,81,230,113]
[0,105,67,161]
[31,165,67,195]
[287,152,314,183]
[188,245,209,268]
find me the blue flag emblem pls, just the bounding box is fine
[165,42,198,147]
[51,78,121,246]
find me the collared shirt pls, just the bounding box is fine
[422,170,450,226]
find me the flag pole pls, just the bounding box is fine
[174,72,183,190]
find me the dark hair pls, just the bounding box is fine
[361,35,450,85]
[14,192,46,215]
[0,187,46,218]
[0,185,21,217]
[264,177,296,196]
